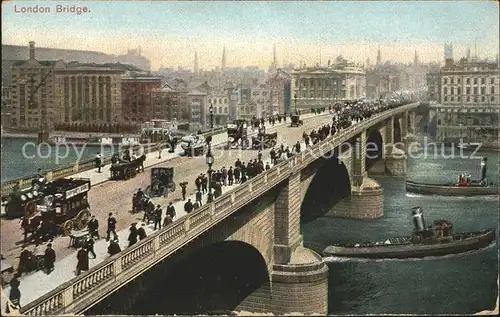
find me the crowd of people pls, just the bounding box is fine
[10,98,413,308]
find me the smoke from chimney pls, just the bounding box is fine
[29,41,35,60]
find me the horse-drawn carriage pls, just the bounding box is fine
[251,132,278,150]
[110,155,146,180]
[18,178,92,241]
[180,135,206,156]
[145,167,176,198]
[226,120,249,149]
[290,114,303,127]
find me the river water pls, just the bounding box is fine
[0,137,114,182]
[302,147,498,314]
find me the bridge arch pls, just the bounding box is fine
[300,154,351,223]
[128,241,270,315]
[365,129,383,171]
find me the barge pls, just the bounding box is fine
[406,157,498,196]
[323,207,496,259]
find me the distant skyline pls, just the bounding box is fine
[2,1,499,71]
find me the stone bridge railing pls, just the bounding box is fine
[19,103,420,316]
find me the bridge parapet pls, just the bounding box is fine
[19,102,421,316]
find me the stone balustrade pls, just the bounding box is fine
[19,103,420,316]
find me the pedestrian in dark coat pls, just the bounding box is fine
[180,182,187,200]
[163,214,173,226]
[76,247,89,275]
[128,223,138,247]
[43,243,56,273]
[108,239,121,256]
[201,175,208,193]
[166,202,176,219]
[17,247,31,275]
[106,213,118,241]
[184,199,194,214]
[227,167,234,185]
[196,190,202,206]
[153,205,162,230]
[138,223,147,240]
[9,273,21,308]
[87,215,99,239]
[85,237,96,259]
[234,167,241,183]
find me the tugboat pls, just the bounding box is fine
[405,157,498,196]
[323,207,496,259]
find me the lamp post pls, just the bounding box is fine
[205,139,214,203]
[294,93,298,114]
[209,103,214,130]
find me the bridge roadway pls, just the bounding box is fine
[0,112,335,309]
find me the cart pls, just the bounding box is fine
[110,155,146,180]
[145,167,176,198]
[252,132,278,150]
[290,114,303,127]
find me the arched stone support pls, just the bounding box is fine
[385,146,407,176]
[403,133,421,154]
[268,248,328,315]
[327,177,384,219]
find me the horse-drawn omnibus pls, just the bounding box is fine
[18,178,92,242]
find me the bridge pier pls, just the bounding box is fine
[328,175,384,219]
[403,134,421,154]
[385,145,407,176]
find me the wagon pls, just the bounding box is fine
[290,114,303,127]
[252,132,278,150]
[145,167,176,198]
[109,155,146,180]
[20,178,92,239]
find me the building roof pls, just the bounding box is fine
[12,59,57,67]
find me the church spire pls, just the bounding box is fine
[414,49,419,65]
[376,46,382,65]
[194,51,199,74]
[222,46,226,71]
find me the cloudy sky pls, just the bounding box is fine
[2,1,499,70]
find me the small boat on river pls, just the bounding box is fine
[405,157,498,196]
[323,207,496,259]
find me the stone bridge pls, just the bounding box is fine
[20,103,420,316]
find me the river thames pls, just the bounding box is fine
[303,147,498,314]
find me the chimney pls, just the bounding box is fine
[29,41,35,60]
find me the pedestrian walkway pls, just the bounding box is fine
[2,179,249,309]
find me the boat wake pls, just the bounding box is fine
[323,241,497,263]
[405,192,423,198]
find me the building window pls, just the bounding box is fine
[457,96,461,101]
[491,96,495,101]
[214,99,217,105]
[451,88,454,95]
[457,87,461,95]
[473,87,478,95]
[450,96,454,101]
[224,98,227,103]
[219,107,222,114]
[443,87,448,95]
[443,78,447,85]
[219,98,222,103]
[491,86,495,95]
[224,107,228,114]
[481,96,486,102]
[481,78,485,85]
[481,87,485,95]
[458,78,461,84]
[444,96,447,101]
[466,78,470,84]
[473,78,478,85]
[451,78,454,84]
[491,78,495,84]
[466,96,470,102]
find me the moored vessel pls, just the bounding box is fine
[323,207,496,259]
[405,157,498,196]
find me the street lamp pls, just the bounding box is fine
[205,139,214,203]
[209,103,214,130]
[294,93,298,114]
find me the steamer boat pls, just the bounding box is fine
[405,157,498,196]
[323,207,496,259]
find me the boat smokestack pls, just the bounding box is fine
[412,207,426,232]
[480,157,487,181]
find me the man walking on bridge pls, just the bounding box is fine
[106,213,118,241]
